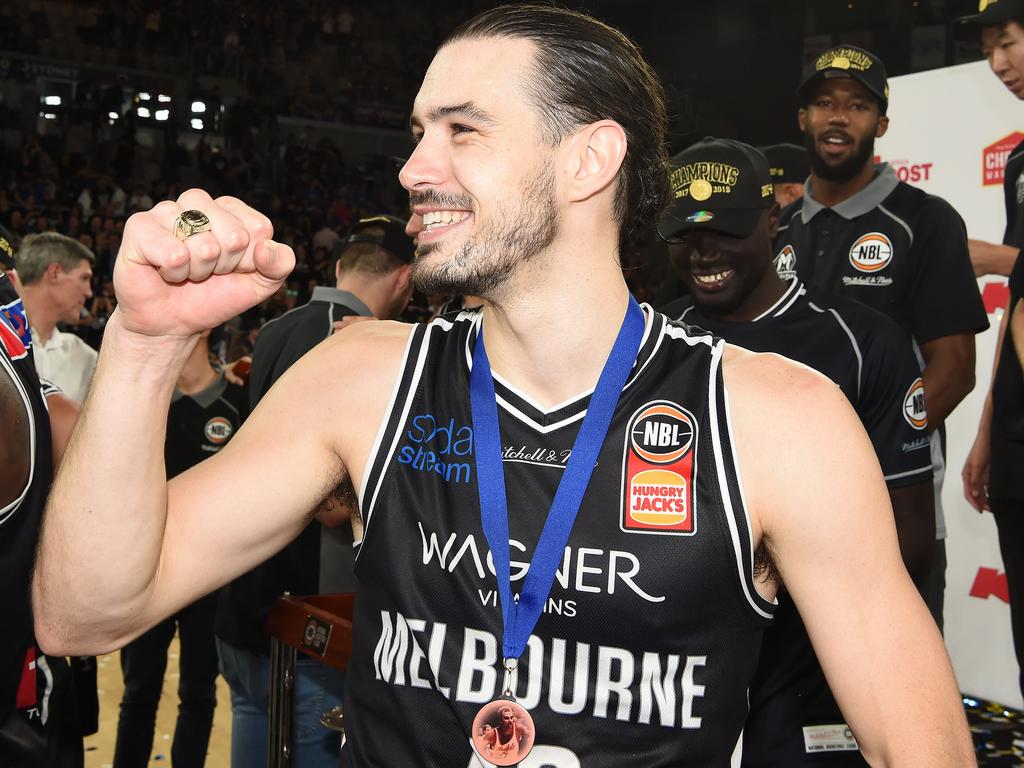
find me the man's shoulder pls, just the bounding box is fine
[885,180,963,227]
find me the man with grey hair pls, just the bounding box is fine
[14,233,97,402]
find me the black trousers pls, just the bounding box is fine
[990,497,1024,701]
[112,593,219,768]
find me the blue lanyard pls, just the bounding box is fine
[469,296,645,661]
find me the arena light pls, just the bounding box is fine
[154,109,170,121]
[190,118,204,130]
[42,95,62,106]
[191,100,206,113]
[108,111,118,120]
[137,106,151,118]
[39,112,57,120]
[138,92,151,101]
[158,94,171,103]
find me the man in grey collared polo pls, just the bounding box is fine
[774,45,988,631]
[214,214,414,767]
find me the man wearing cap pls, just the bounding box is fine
[214,214,413,767]
[660,138,935,765]
[960,0,1024,703]
[761,143,809,208]
[775,44,989,629]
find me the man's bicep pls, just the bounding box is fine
[155,323,410,606]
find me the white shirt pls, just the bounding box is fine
[31,326,98,403]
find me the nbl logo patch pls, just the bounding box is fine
[620,401,697,535]
[204,416,234,445]
[902,378,927,430]
[848,232,893,273]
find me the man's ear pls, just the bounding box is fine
[565,120,628,204]
[46,262,63,282]
[798,108,808,133]
[875,115,890,139]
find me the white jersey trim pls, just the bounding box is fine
[709,341,775,620]
[357,324,421,543]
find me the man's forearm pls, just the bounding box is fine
[33,313,197,654]
[922,364,974,431]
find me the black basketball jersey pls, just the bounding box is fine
[0,272,53,720]
[165,376,247,480]
[342,305,775,767]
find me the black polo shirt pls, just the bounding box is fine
[165,375,248,480]
[248,286,373,407]
[216,286,371,655]
[663,279,932,489]
[990,140,1024,500]
[773,163,988,344]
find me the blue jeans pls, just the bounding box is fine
[215,638,344,768]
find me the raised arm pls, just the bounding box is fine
[32,191,408,655]
[726,350,974,767]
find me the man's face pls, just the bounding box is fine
[500,708,515,728]
[799,78,888,183]
[52,259,94,323]
[401,37,559,299]
[981,21,1024,99]
[668,208,777,317]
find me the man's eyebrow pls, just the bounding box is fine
[409,102,497,132]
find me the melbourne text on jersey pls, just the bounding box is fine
[372,610,708,729]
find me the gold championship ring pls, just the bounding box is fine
[173,210,212,241]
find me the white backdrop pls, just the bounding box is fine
[879,60,1020,708]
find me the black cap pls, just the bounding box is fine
[343,214,415,263]
[798,45,889,113]
[956,0,1024,27]
[0,224,15,271]
[658,138,775,241]
[760,143,810,185]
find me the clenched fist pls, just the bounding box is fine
[113,189,295,338]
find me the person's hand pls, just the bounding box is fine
[962,434,991,513]
[113,190,294,339]
[222,355,251,386]
[332,315,376,334]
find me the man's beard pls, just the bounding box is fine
[410,163,558,299]
[804,129,876,184]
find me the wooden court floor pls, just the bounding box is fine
[83,634,232,767]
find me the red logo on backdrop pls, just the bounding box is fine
[969,567,1010,603]
[620,401,697,535]
[983,132,1024,186]
[884,159,934,184]
[982,281,1010,315]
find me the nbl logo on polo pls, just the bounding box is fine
[848,232,893,273]
[902,378,927,430]
[204,416,234,445]
[620,401,697,535]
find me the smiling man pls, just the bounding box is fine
[33,6,972,766]
[774,45,989,630]
[661,138,935,765]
